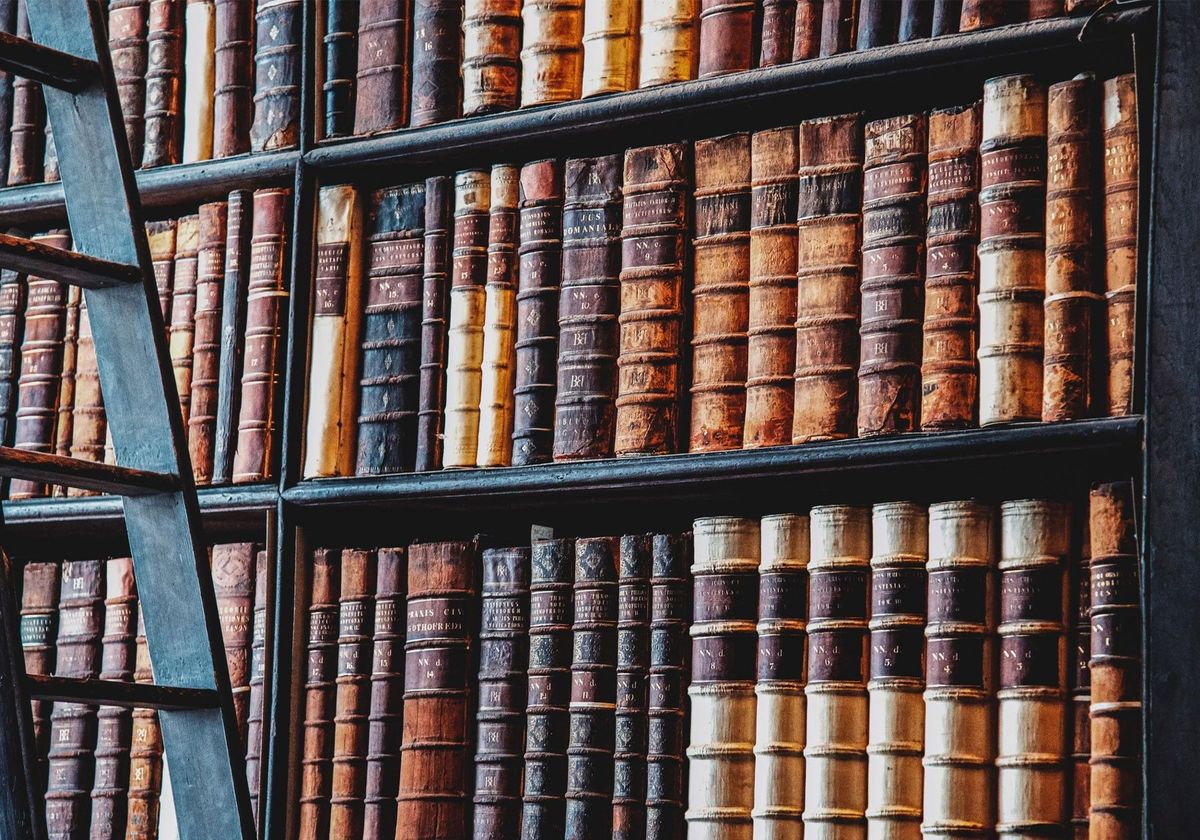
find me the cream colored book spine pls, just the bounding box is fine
[182,0,216,162]
[582,0,640,96]
[638,0,697,88]
[521,0,585,106]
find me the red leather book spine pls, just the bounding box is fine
[362,547,406,840]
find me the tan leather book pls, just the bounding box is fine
[146,219,177,322]
[212,543,258,742]
[109,0,150,164]
[581,0,639,97]
[125,611,163,840]
[67,299,107,497]
[0,266,27,448]
[189,200,229,484]
[1071,510,1091,840]
[298,548,342,840]
[52,285,82,496]
[141,0,183,168]
[20,560,59,792]
[477,164,520,467]
[698,0,754,78]
[170,214,200,426]
[182,0,216,162]
[1101,74,1137,418]
[521,0,585,107]
[462,0,522,115]
[638,0,696,88]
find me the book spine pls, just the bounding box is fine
[613,534,652,840]
[930,0,960,36]
[760,0,796,67]
[354,0,411,134]
[581,0,639,96]
[0,0,15,184]
[213,0,253,157]
[298,548,342,840]
[856,0,899,48]
[462,0,522,116]
[1030,0,1064,18]
[250,0,303,151]
[7,1,43,186]
[20,560,59,791]
[108,0,149,164]
[125,612,163,840]
[170,214,200,426]
[147,218,176,323]
[819,0,856,56]
[477,164,520,467]
[141,0,183,167]
[246,548,270,823]
[690,132,750,452]
[416,174,454,471]
[978,74,1047,426]
[1101,74,1137,418]
[52,286,81,495]
[213,189,254,484]
[211,542,257,743]
[0,268,25,446]
[362,547,406,840]
[638,0,696,88]
[521,0,585,107]
[323,0,360,138]
[188,200,229,484]
[791,0,821,60]
[698,0,755,77]
[182,0,216,162]
[1065,0,1101,13]
[512,159,566,465]
[1071,511,1091,840]
[553,153,623,461]
[959,0,1008,31]
[898,0,933,41]
[409,0,464,127]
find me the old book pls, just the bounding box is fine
[188,201,229,483]
[1030,0,1064,18]
[564,536,620,839]
[473,547,532,839]
[109,0,149,164]
[323,0,360,138]
[416,175,453,471]
[6,0,43,186]
[521,538,575,840]
[922,102,981,431]
[246,549,271,822]
[803,505,871,839]
[170,214,201,425]
[858,114,928,436]
[553,154,623,461]
[512,159,565,465]
[698,0,754,77]
[68,300,107,495]
[233,186,291,483]
[930,0,960,35]
[356,183,426,476]
[362,548,406,840]
[1071,511,1091,840]
[616,142,688,457]
[20,560,59,790]
[1065,0,1101,12]
[212,542,257,740]
[793,113,864,443]
[521,0,585,106]
[477,164,520,467]
[819,0,856,56]
[791,0,821,60]
[1102,74,1137,418]
[213,0,253,157]
[856,0,899,48]
[213,189,254,484]
[898,0,933,40]
[147,219,176,323]
[959,0,1007,30]
[581,0,639,96]
[354,0,411,134]
[53,286,82,491]
[997,499,1070,837]
[690,133,750,452]
[396,539,479,839]
[760,0,796,66]
[638,0,696,87]
[125,611,163,840]
[0,0,15,184]
[612,535,652,840]
[251,0,303,151]
[978,74,1047,426]
[182,0,216,162]
[408,0,464,127]
[298,548,342,840]
[1088,482,1141,839]
[752,513,809,840]
[0,266,25,445]
[462,0,521,116]
[141,0,183,167]
[305,185,365,478]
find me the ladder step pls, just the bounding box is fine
[0,30,98,93]
[0,233,142,289]
[24,675,220,711]
[0,448,178,496]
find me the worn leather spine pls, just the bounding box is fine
[20,560,59,791]
[613,535,652,840]
[898,0,933,40]
[462,0,522,115]
[182,0,216,162]
[52,287,82,496]
[978,74,1047,426]
[473,547,532,839]
[354,0,411,134]
[521,538,575,840]
[794,113,865,443]
[803,504,871,840]
[213,0,253,157]
[959,0,1008,30]
[1029,0,1063,18]
[298,549,342,840]
[819,0,856,56]
[699,0,755,77]
[521,0,585,106]
[246,549,270,822]
[323,0,360,138]
[1064,0,1101,12]
[7,0,42,186]
[554,154,623,461]
[396,539,479,840]
[212,543,257,743]
[362,548,406,840]
[147,218,176,328]
[416,175,453,471]
[214,189,254,484]
[751,513,809,840]
[188,201,228,484]
[1101,74,1137,418]
[791,0,821,60]
[922,103,981,431]
[581,0,639,96]
[513,159,565,465]
[0,0,17,184]
[616,142,688,456]
[930,0,960,35]
[997,499,1070,839]
[408,0,464,127]
[125,612,162,840]
[760,0,796,66]
[858,114,927,436]
[0,266,25,446]
[109,0,149,164]
[638,0,697,87]
[690,133,751,452]
[477,164,520,467]
[856,0,899,48]
[141,0,183,167]
[170,214,200,425]
[250,0,302,151]
[1071,512,1091,840]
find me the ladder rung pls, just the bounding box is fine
[0,448,178,496]
[24,675,220,711]
[0,31,98,93]
[0,233,142,289]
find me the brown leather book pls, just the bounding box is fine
[245,549,270,822]
[109,0,149,164]
[477,164,520,468]
[189,201,229,484]
[791,0,821,60]
[930,0,960,34]
[0,265,26,446]
[250,0,303,151]
[760,0,796,66]
[856,0,899,48]
[616,142,689,457]
[20,560,59,790]
[408,0,464,127]
[355,0,411,135]
[690,133,750,452]
[698,0,755,77]
[397,539,479,839]
[213,0,253,157]
[959,0,1007,30]
[639,0,697,87]
[53,286,82,496]
[67,300,106,497]
[898,0,933,40]
[1071,510,1092,840]
[146,219,176,323]
[125,611,163,840]
[170,213,201,426]
[521,0,585,107]
[1102,74,1137,418]
[362,547,406,840]
[1030,0,1063,18]
[323,0,360,139]
[553,154,623,462]
[819,0,856,56]
[212,542,258,742]
[0,0,13,186]
[512,159,566,466]
[415,175,454,471]
[858,114,928,437]
[7,0,44,186]
[214,189,254,484]
[141,0,183,168]
[463,0,522,116]
[298,548,342,840]
[580,0,638,96]
[233,187,291,483]
[922,102,981,431]
[613,535,652,840]
[1064,0,1100,11]
[473,547,532,839]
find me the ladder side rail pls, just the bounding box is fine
[0,548,45,840]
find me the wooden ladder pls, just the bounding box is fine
[0,3,253,838]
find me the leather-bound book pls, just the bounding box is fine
[89,558,138,840]
[0,0,15,184]
[922,102,981,431]
[53,286,82,493]
[305,185,365,479]
[0,266,25,446]
[109,0,149,164]
[819,0,856,56]
[1088,482,1141,839]
[1071,512,1091,840]
[898,0,933,40]
[212,543,257,741]
[298,548,342,840]
[521,538,575,840]
[189,201,229,484]
[182,0,216,162]
[858,114,928,437]
[147,219,176,323]
[921,501,995,839]
[250,0,303,151]
[512,159,565,465]
[997,499,1070,837]
[68,301,106,494]
[1044,74,1101,422]
[1029,0,1063,19]
[751,514,809,840]
[233,186,291,483]
[803,505,871,839]
[246,549,270,821]
[793,113,864,444]
[473,547,532,839]
[355,0,411,135]
[690,133,750,453]
[213,0,253,157]
[760,0,796,66]
[856,0,899,48]
[520,0,584,107]
[616,142,688,457]
[1065,0,1100,12]
[416,175,453,471]
[443,169,491,469]
[330,550,379,838]
[170,214,201,425]
[477,164,520,468]
[978,74,1047,426]
[7,0,43,186]
[141,0,183,167]
[553,154,623,461]
[959,0,1008,30]
[698,0,754,77]
[396,539,479,839]
[408,0,464,127]
[356,183,426,476]
[612,535,652,840]
[323,0,360,138]
[638,0,696,87]
[214,189,254,484]
[1101,74,1137,417]
[20,560,59,789]
[125,611,163,840]
[362,548,406,840]
[791,0,821,60]
[581,0,639,96]
[564,536,619,839]
[930,0,960,35]
[462,0,521,116]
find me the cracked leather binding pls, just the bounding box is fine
[170,214,201,426]
[759,0,795,66]
[819,0,856,56]
[520,0,585,107]
[108,0,149,164]
[639,0,697,87]
[323,0,360,138]
[362,547,406,840]
[612,535,652,840]
[408,0,464,127]
[20,560,59,791]
[188,200,229,484]
[213,0,253,156]
[581,0,639,96]
[354,0,411,134]
[141,0,183,167]
[212,543,258,743]
[415,175,453,471]
[250,0,302,151]
[298,549,342,840]
[462,0,521,115]
[698,0,755,77]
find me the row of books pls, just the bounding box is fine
[318,0,1104,139]
[0,187,292,500]
[302,70,1139,477]
[18,543,270,839]
[292,482,1140,839]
